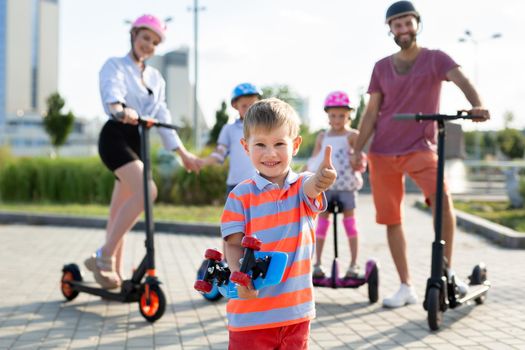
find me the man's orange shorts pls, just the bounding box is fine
[368,150,448,225]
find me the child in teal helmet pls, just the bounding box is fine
[200,83,262,194]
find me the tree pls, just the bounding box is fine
[43,92,75,156]
[496,128,525,159]
[482,131,497,157]
[261,85,301,110]
[296,125,318,159]
[503,110,515,129]
[208,101,229,146]
[351,93,366,129]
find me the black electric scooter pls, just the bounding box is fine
[395,111,491,331]
[312,198,379,304]
[60,117,175,323]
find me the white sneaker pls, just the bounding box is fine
[383,283,418,308]
[448,270,469,296]
[344,264,360,279]
[312,264,326,278]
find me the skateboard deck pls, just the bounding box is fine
[197,251,288,299]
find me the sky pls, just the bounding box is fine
[58,0,525,132]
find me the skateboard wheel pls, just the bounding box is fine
[241,236,262,251]
[231,271,251,287]
[194,280,213,293]
[204,248,223,261]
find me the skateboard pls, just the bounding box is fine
[194,236,288,299]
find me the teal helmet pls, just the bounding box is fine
[231,83,262,106]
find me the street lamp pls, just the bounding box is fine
[188,1,205,151]
[458,30,502,85]
[458,30,502,160]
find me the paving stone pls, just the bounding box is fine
[0,195,524,349]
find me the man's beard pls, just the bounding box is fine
[394,32,417,50]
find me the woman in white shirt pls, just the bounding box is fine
[85,14,200,289]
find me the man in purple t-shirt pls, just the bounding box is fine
[351,1,490,308]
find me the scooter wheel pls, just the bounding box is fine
[367,264,379,304]
[61,264,82,301]
[427,288,443,331]
[241,236,262,251]
[139,284,166,323]
[204,249,223,262]
[194,280,213,293]
[230,271,251,287]
[470,264,487,305]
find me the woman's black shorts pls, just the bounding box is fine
[98,119,142,172]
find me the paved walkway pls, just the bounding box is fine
[1,195,524,349]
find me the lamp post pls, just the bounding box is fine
[189,0,205,151]
[458,30,502,85]
[458,30,502,160]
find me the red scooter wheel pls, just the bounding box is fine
[241,236,262,251]
[204,248,223,261]
[194,280,213,293]
[139,284,166,323]
[230,271,251,287]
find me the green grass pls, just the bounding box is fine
[454,200,525,233]
[0,203,223,224]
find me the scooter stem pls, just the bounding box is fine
[431,119,446,279]
[140,123,155,273]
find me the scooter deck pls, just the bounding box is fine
[455,282,491,305]
[218,251,288,299]
[67,280,140,302]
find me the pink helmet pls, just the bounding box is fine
[131,14,167,43]
[324,91,354,111]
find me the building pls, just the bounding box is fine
[0,1,209,155]
[0,0,65,155]
[6,112,102,157]
[148,48,210,147]
[0,0,58,132]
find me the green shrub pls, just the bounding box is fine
[170,164,227,205]
[0,146,13,170]
[0,155,230,205]
[0,157,114,203]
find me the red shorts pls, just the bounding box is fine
[229,320,310,350]
[368,151,448,225]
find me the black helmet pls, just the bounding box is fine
[385,1,420,24]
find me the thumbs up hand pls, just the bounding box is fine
[313,146,337,193]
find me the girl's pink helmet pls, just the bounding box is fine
[131,14,167,43]
[324,91,354,111]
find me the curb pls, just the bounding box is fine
[0,211,220,237]
[414,201,525,249]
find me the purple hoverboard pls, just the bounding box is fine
[312,199,379,303]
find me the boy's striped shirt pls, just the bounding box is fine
[221,170,326,331]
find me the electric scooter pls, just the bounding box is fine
[60,117,175,323]
[395,111,491,331]
[312,198,379,304]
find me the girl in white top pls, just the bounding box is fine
[307,91,364,279]
[85,15,201,289]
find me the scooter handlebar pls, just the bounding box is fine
[138,116,178,130]
[394,111,482,122]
